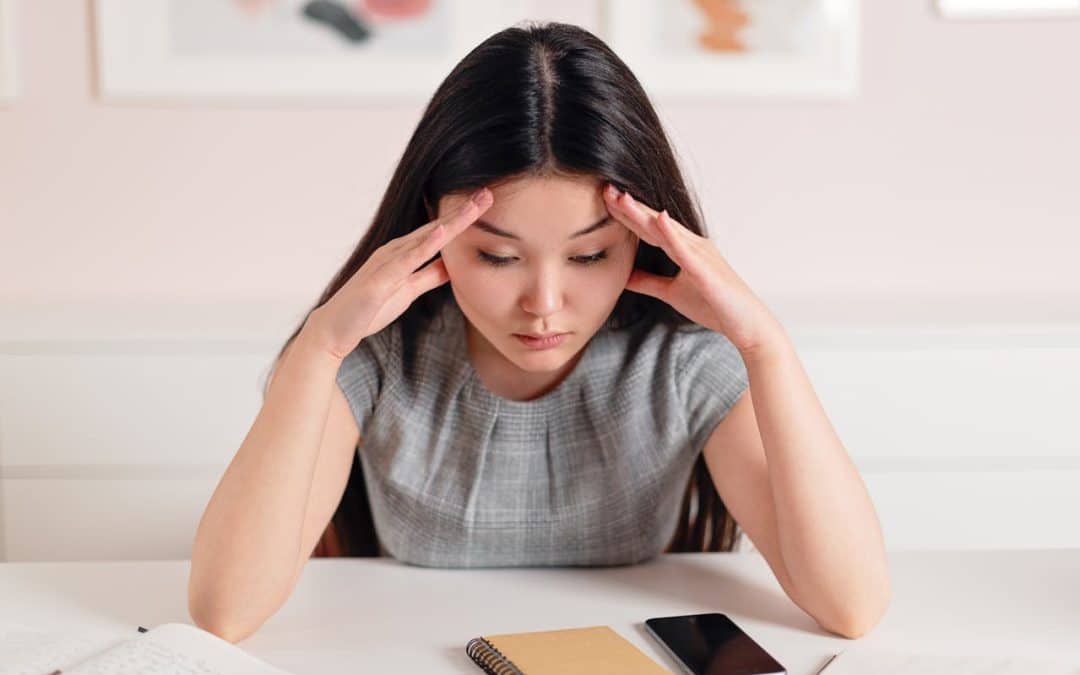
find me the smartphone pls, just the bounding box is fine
[644,613,786,675]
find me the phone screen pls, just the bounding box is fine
[644,613,786,675]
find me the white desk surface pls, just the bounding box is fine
[2,550,1078,674]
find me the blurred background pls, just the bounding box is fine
[1,0,1078,562]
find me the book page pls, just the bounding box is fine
[63,623,294,675]
[0,623,134,675]
[824,644,1080,675]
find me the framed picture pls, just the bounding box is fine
[936,0,1080,19]
[94,0,533,102]
[0,0,16,103]
[602,0,860,99]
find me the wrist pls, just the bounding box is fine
[736,314,792,366]
[297,314,348,365]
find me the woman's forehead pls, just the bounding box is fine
[443,175,614,241]
[441,174,603,209]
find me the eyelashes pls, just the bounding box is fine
[477,250,609,268]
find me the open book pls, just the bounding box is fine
[0,622,293,675]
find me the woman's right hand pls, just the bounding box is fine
[303,188,493,361]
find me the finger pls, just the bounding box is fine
[654,209,698,271]
[619,195,696,270]
[385,210,456,254]
[390,225,448,277]
[389,191,490,278]
[604,185,669,251]
[624,267,673,302]
[437,188,492,241]
[370,258,449,329]
[603,186,665,248]
[611,205,663,249]
[390,189,492,252]
[608,185,700,250]
[405,257,450,298]
[379,189,491,280]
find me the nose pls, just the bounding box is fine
[519,263,565,319]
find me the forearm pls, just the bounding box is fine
[188,323,343,642]
[741,321,891,637]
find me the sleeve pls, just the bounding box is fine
[675,326,750,455]
[334,328,391,436]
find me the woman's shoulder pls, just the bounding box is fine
[670,322,742,365]
[600,316,740,369]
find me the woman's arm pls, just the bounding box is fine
[600,184,890,638]
[188,321,348,643]
[705,317,891,639]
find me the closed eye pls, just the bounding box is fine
[477,250,609,267]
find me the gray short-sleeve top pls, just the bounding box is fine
[334,296,749,568]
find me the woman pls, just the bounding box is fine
[188,21,890,644]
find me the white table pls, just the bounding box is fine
[2,550,1078,674]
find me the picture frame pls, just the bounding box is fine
[602,0,860,99]
[93,0,533,102]
[0,0,17,103]
[935,0,1080,20]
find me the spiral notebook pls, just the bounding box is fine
[465,625,669,675]
[0,622,293,675]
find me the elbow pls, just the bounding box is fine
[820,578,892,640]
[186,557,296,644]
[823,611,882,640]
[188,580,257,645]
[189,602,254,645]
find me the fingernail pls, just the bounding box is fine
[471,188,489,205]
[605,184,619,199]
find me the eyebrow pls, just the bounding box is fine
[472,215,615,241]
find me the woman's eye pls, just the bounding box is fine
[477,251,515,267]
[476,251,609,267]
[573,251,608,265]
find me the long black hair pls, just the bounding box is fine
[264,21,739,558]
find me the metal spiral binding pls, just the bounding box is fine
[465,637,525,675]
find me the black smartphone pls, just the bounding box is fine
[644,613,786,675]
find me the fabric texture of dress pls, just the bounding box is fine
[334,296,749,567]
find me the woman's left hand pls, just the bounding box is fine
[603,183,783,356]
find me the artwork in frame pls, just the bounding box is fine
[936,0,1080,19]
[94,0,533,102]
[0,0,17,103]
[602,0,860,99]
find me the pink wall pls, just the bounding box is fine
[2,1,1078,318]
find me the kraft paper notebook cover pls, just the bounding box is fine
[465,625,669,675]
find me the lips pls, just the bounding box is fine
[516,332,565,339]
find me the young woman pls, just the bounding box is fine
[188,21,890,644]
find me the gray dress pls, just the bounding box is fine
[334,296,749,568]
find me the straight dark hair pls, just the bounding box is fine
[264,21,739,559]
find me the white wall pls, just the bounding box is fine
[3,301,1078,561]
[1,1,1078,560]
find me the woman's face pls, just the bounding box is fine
[437,174,639,374]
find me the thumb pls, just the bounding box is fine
[624,268,672,301]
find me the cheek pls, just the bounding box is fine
[441,248,498,299]
[440,243,477,278]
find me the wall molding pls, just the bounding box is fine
[5,454,1080,481]
[2,297,1078,559]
